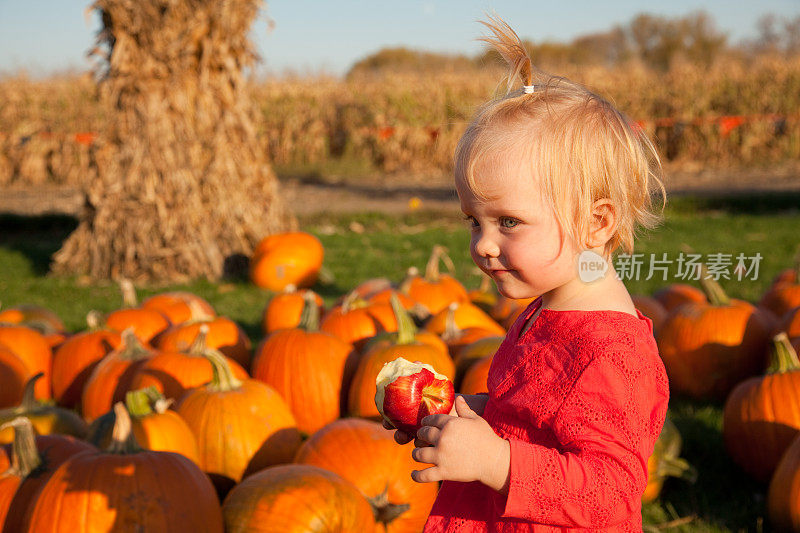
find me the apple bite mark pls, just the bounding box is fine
[375,357,455,434]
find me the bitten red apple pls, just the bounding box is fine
[375,357,455,434]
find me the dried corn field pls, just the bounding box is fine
[2,55,800,188]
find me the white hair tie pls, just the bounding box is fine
[523,85,537,94]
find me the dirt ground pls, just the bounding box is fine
[3,165,800,218]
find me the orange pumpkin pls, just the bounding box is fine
[321,292,396,348]
[295,418,437,533]
[130,325,248,402]
[176,349,302,491]
[760,263,800,318]
[0,417,95,532]
[468,275,499,315]
[0,325,52,400]
[0,344,30,409]
[348,295,455,419]
[653,283,707,312]
[767,432,800,531]
[0,373,88,444]
[0,304,65,335]
[657,274,772,400]
[401,246,468,315]
[425,301,505,337]
[81,330,156,422]
[155,316,252,370]
[50,312,122,408]
[459,355,493,395]
[141,291,216,325]
[253,295,354,435]
[261,285,324,334]
[250,231,324,291]
[490,295,537,327]
[26,403,223,532]
[779,305,800,341]
[222,464,376,532]
[723,333,800,482]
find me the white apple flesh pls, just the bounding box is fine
[375,357,455,434]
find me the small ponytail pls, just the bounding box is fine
[478,14,535,93]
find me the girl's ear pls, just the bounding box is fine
[585,199,618,249]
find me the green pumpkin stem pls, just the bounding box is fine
[391,293,417,345]
[18,372,45,411]
[124,387,164,418]
[108,402,141,454]
[440,303,462,342]
[188,324,210,355]
[698,264,731,307]
[768,332,800,374]
[368,488,411,526]
[119,328,153,361]
[657,455,698,483]
[204,348,243,392]
[1,417,42,477]
[298,291,320,331]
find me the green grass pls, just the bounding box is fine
[1,191,799,531]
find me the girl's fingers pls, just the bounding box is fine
[416,425,440,445]
[420,413,453,428]
[393,429,413,444]
[411,466,443,484]
[411,445,437,465]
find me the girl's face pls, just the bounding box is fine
[456,146,583,303]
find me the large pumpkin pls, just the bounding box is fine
[348,295,455,419]
[401,246,468,315]
[250,231,324,291]
[50,312,122,408]
[459,354,494,395]
[653,283,707,312]
[176,349,302,491]
[0,304,65,336]
[0,344,30,409]
[252,295,354,435]
[321,292,396,348]
[657,273,772,400]
[155,316,252,370]
[0,324,52,400]
[130,325,248,402]
[0,417,95,532]
[222,464,376,533]
[0,373,88,444]
[295,418,437,533]
[768,433,800,531]
[26,403,223,532]
[723,333,800,482]
[141,291,216,325]
[760,263,800,318]
[81,329,156,422]
[261,285,324,334]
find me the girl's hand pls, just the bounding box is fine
[410,396,510,493]
[382,393,489,446]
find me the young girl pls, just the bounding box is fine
[388,15,669,531]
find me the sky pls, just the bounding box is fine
[1,0,798,77]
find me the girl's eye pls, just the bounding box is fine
[463,215,479,228]
[499,217,519,228]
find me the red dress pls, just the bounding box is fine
[424,298,669,532]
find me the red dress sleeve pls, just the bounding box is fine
[501,338,669,528]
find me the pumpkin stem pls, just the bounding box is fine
[298,291,320,332]
[368,488,411,526]
[768,332,800,374]
[187,298,214,322]
[341,291,361,314]
[118,328,153,361]
[391,293,417,345]
[188,324,210,355]
[118,278,138,308]
[656,455,698,483]
[17,372,45,412]
[399,267,419,296]
[125,387,164,418]
[440,303,462,342]
[204,348,243,392]
[698,263,731,307]
[0,417,42,477]
[108,402,141,454]
[425,246,452,281]
[86,310,104,330]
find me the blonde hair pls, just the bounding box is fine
[456,15,665,256]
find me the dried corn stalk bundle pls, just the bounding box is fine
[52,0,294,282]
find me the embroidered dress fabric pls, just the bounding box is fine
[423,298,669,532]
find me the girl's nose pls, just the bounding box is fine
[473,231,500,259]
